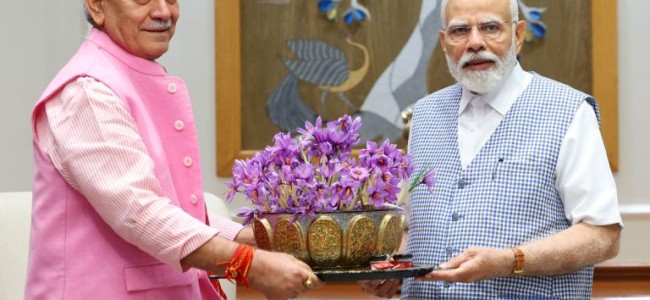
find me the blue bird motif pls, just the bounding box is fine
[343,0,371,25]
[317,0,343,21]
[266,38,370,131]
[518,0,547,42]
[318,0,371,25]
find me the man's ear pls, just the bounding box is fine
[514,20,526,54]
[85,0,106,27]
[439,30,448,55]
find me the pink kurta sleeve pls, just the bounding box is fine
[208,213,244,241]
[34,77,227,271]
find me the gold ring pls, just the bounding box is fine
[303,273,315,288]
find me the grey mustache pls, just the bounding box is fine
[145,19,172,31]
[460,52,498,67]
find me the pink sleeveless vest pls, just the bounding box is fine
[27,29,220,299]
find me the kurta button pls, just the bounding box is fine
[452,213,460,221]
[183,156,193,167]
[190,194,198,204]
[168,82,178,93]
[458,179,466,189]
[174,120,184,131]
[446,246,453,254]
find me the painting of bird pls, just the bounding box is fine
[266,38,369,131]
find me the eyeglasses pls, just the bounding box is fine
[444,21,517,42]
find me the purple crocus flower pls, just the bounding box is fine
[237,207,256,226]
[269,132,300,166]
[225,181,240,203]
[412,169,437,194]
[371,154,392,172]
[337,183,357,209]
[281,164,296,183]
[359,140,379,167]
[297,117,323,139]
[319,159,342,180]
[227,114,436,217]
[382,176,402,203]
[367,181,388,208]
[395,154,413,180]
[317,141,334,158]
[380,139,399,160]
[349,166,369,182]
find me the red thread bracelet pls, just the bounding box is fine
[215,244,255,287]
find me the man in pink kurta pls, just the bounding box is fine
[26,1,320,299]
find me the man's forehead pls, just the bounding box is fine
[445,0,511,23]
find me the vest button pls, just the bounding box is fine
[168,82,178,93]
[458,178,466,189]
[183,156,193,167]
[174,120,185,131]
[451,213,460,221]
[190,194,198,204]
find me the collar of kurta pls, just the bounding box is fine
[86,28,168,77]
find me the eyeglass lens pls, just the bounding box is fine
[446,21,514,42]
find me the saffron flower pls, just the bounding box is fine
[226,115,435,225]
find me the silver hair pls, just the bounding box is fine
[441,0,519,27]
[83,2,99,28]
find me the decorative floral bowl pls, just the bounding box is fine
[252,209,404,269]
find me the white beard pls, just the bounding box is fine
[445,44,517,94]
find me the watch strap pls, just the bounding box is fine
[511,247,525,274]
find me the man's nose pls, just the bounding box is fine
[150,0,172,19]
[465,27,487,52]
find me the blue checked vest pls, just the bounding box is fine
[403,73,600,299]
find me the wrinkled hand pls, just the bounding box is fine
[247,250,323,300]
[417,247,512,283]
[358,279,401,298]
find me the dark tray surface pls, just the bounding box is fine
[314,265,436,282]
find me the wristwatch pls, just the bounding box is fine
[511,247,525,274]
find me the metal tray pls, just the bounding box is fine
[313,265,436,282]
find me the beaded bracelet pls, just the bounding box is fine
[216,244,255,287]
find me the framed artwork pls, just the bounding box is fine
[215,0,618,176]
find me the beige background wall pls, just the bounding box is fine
[0,1,647,263]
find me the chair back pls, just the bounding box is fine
[0,191,32,300]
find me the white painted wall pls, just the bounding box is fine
[0,1,648,262]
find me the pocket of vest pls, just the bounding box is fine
[495,156,539,179]
[124,262,195,292]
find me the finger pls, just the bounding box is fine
[417,268,458,281]
[292,256,312,270]
[384,283,400,298]
[375,279,400,298]
[440,252,468,269]
[301,272,324,291]
[311,273,325,289]
[359,280,383,296]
